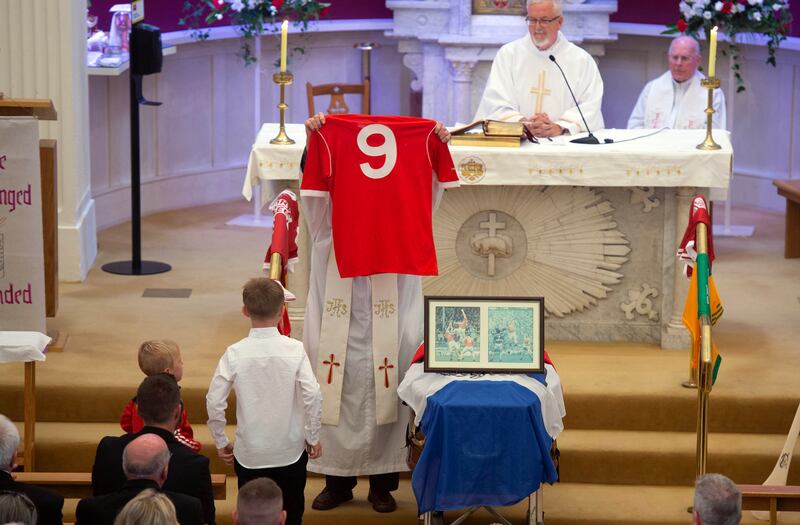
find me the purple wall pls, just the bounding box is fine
[89,0,392,35]
[611,0,798,38]
[89,1,797,39]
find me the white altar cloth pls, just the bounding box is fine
[0,331,50,363]
[244,125,732,192]
[243,123,307,207]
[397,362,566,439]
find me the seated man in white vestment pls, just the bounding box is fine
[473,0,604,138]
[628,35,726,130]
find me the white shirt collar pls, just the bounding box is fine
[248,327,280,338]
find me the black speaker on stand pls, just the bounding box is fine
[103,23,170,275]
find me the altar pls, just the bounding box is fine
[244,123,733,349]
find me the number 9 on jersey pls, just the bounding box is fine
[357,124,398,180]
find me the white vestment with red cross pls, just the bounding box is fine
[300,115,457,476]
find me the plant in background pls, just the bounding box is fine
[180,0,331,65]
[664,0,793,92]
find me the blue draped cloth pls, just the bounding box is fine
[411,380,558,514]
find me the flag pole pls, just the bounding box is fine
[269,253,282,281]
[694,221,713,478]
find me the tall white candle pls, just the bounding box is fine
[280,20,288,72]
[708,26,718,78]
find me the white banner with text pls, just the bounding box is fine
[0,117,45,332]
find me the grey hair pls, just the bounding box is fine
[693,473,741,525]
[0,414,20,470]
[122,441,170,479]
[669,35,701,58]
[526,0,563,16]
[0,492,37,525]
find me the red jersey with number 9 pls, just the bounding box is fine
[301,114,459,278]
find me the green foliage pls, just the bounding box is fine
[179,0,331,65]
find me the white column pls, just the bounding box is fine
[0,0,96,281]
[449,60,476,125]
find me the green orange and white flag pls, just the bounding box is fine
[678,196,723,384]
[682,264,723,384]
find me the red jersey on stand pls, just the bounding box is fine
[301,114,459,278]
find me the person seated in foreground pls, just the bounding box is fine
[693,473,741,525]
[233,478,286,525]
[112,489,180,525]
[91,374,215,525]
[0,491,37,525]
[0,414,64,525]
[77,434,202,525]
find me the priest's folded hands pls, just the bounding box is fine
[521,112,564,138]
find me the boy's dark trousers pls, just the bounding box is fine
[235,451,308,525]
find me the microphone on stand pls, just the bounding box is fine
[548,54,601,145]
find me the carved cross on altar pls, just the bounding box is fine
[378,356,394,388]
[322,353,340,384]
[530,71,551,113]
[480,212,507,277]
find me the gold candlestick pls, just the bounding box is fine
[696,77,721,150]
[270,71,295,145]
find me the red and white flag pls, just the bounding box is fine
[677,196,715,278]
[264,190,300,335]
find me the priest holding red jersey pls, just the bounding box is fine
[301,113,454,513]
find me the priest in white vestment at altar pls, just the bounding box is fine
[473,0,604,138]
[628,36,727,130]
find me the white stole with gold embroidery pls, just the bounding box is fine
[316,248,400,426]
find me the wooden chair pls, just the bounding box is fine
[306,79,370,118]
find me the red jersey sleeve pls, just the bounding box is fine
[178,403,194,439]
[300,130,332,196]
[427,130,459,188]
[120,399,136,433]
[174,402,202,452]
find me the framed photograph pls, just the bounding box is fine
[424,296,545,373]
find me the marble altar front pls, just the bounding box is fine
[245,124,733,349]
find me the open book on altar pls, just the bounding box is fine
[450,119,526,148]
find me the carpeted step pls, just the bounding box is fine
[0,375,238,426]
[557,429,800,486]
[3,377,797,437]
[563,392,800,434]
[14,422,236,475]
[21,422,800,490]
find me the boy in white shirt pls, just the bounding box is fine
[207,278,322,525]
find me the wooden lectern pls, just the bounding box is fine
[0,96,60,472]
